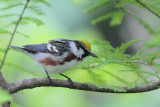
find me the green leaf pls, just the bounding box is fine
[27,6,45,16]
[92,10,124,26]
[124,10,156,35]
[0,3,24,10]
[92,13,112,24]
[115,0,136,8]
[116,40,142,54]
[0,49,5,53]
[129,70,160,80]
[0,0,21,3]
[32,0,50,6]
[10,101,21,107]
[85,0,112,13]
[0,29,11,35]
[4,63,39,77]
[135,16,156,35]
[0,29,29,38]
[0,14,19,18]
[16,31,30,38]
[22,17,45,26]
[110,10,124,26]
[0,88,12,103]
[11,17,45,26]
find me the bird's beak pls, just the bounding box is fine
[89,52,98,58]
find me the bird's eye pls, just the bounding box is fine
[58,45,62,48]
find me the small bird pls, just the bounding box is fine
[9,39,98,86]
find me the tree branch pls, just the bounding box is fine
[136,0,160,19]
[2,102,10,107]
[8,78,160,94]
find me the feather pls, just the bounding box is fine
[23,44,49,53]
[9,44,50,54]
[8,45,23,50]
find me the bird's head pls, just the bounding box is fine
[76,40,98,59]
[49,39,98,60]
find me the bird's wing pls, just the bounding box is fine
[10,42,70,55]
[9,44,50,54]
[49,40,70,56]
[22,44,49,53]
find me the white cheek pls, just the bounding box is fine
[77,48,84,58]
[52,46,59,53]
[69,42,78,56]
[47,43,52,52]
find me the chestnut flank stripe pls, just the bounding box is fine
[38,53,80,66]
[39,58,57,66]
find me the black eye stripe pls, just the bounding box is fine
[80,47,89,59]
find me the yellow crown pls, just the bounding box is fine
[78,40,91,51]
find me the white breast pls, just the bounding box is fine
[31,52,81,74]
[42,59,81,74]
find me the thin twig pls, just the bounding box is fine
[136,0,160,19]
[0,0,30,70]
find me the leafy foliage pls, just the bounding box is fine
[0,0,49,36]
[92,10,124,26]
[4,62,40,77]
[82,0,160,90]
[0,88,12,103]
[0,0,160,94]
[73,40,160,89]
[86,0,160,36]
[0,3,24,10]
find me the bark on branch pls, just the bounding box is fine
[8,78,160,94]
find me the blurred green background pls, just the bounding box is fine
[0,0,160,107]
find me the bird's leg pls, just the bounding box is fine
[44,70,51,85]
[60,73,73,88]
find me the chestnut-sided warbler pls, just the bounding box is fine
[10,39,98,86]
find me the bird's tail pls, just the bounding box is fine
[8,45,24,51]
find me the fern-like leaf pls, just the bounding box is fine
[0,14,19,18]
[92,10,124,26]
[4,63,39,77]
[0,49,5,53]
[32,0,50,6]
[22,17,44,26]
[0,29,11,35]
[0,3,24,10]
[11,17,44,26]
[115,40,141,54]
[16,31,30,38]
[27,6,45,16]
[129,70,160,80]
[85,0,112,13]
[0,88,12,103]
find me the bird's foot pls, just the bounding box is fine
[60,73,74,88]
[46,76,52,85]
